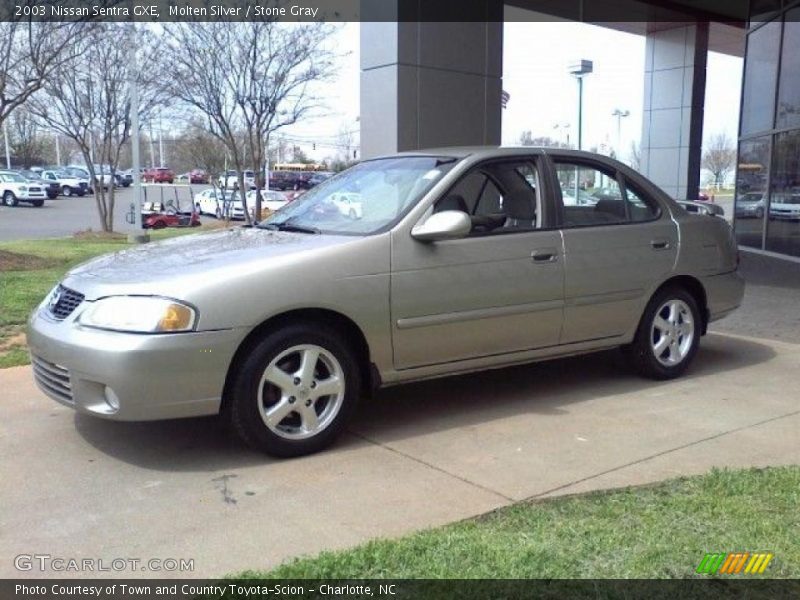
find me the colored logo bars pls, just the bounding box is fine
[696,552,774,575]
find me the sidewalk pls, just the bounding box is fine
[2,331,799,579]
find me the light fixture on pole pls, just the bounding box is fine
[568,59,593,150]
[612,108,630,157]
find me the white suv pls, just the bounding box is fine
[0,171,47,207]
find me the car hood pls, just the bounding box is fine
[62,227,355,300]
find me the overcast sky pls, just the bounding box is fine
[286,22,742,164]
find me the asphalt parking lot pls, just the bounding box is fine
[0,185,214,241]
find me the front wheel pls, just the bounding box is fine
[3,191,17,207]
[62,186,72,197]
[625,286,701,380]
[227,324,361,457]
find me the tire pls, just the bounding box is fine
[348,209,357,219]
[215,207,223,219]
[62,186,72,197]
[31,199,44,207]
[227,323,361,457]
[195,203,202,215]
[625,286,701,380]
[3,191,18,207]
[152,220,167,229]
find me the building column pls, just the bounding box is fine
[640,23,708,199]
[360,4,503,158]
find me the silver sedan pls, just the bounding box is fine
[28,147,744,457]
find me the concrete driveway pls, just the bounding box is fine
[2,331,799,578]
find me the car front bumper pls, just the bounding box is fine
[27,308,248,421]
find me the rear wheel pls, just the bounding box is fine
[3,191,18,207]
[625,286,701,380]
[227,323,361,457]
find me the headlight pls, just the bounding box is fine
[79,296,197,333]
[20,186,28,192]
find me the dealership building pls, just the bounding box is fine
[360,0,800,259]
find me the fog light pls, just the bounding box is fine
[103,386,120,411]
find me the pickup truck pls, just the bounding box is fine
[39,169,89,197]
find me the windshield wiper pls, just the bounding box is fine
[260,218,320,234]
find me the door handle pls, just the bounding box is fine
[531,249,558,263]
[651,239,670,250]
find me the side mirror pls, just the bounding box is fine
[411,210,472,242]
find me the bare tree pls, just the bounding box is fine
[8,108,49,167]
[0,7,94,129]
[702,132,737,189]
[517,131,569,148]
[166,22,338,222]
[28,25,167,232]
[629,140,641,171]
[174,120,228,192]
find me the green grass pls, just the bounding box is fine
[0,228,217,368]
[241,466,799,580]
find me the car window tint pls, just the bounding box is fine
[555,162,627,227]
[435,160,541,235]
[624,180,660,222]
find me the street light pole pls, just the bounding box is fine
[568,60,593,151]
[612,108,630,158]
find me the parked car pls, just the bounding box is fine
[64,165,112,190]
[194,188,246,219]
[270,170,313,191]
[118,169,134,186]
[734,192,765,219]
[307,172,334,188]
[219,169,255,190]
[246,189,289,214]
[330,191,363,219]
[189,169,207,184]
[0,170,47,206]
[39,168,90,197]
[143,167,175,184]
[20,170,60,199]
[768,193,800,221]
[27,148,744,458]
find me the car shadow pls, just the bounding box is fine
[73,333,776,471]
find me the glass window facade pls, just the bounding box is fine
[735,4,800,257]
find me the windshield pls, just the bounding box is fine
[259,156,458,235]
[2,172,26,183]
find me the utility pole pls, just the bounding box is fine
[127,22,148,244]
[55,134,61,166]
[569,60,593,151]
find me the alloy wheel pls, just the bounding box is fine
[651,299,695,366]
[257,344,345,441]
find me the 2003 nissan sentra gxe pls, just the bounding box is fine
[28,147,744,457]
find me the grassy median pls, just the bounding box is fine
[0,228,217,368]
[242,466,799,579]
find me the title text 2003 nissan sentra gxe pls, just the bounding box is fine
[28,148,744,457]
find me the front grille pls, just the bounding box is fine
[31,355,73,404]
[29,186,41,192]
[48,285,84,320]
